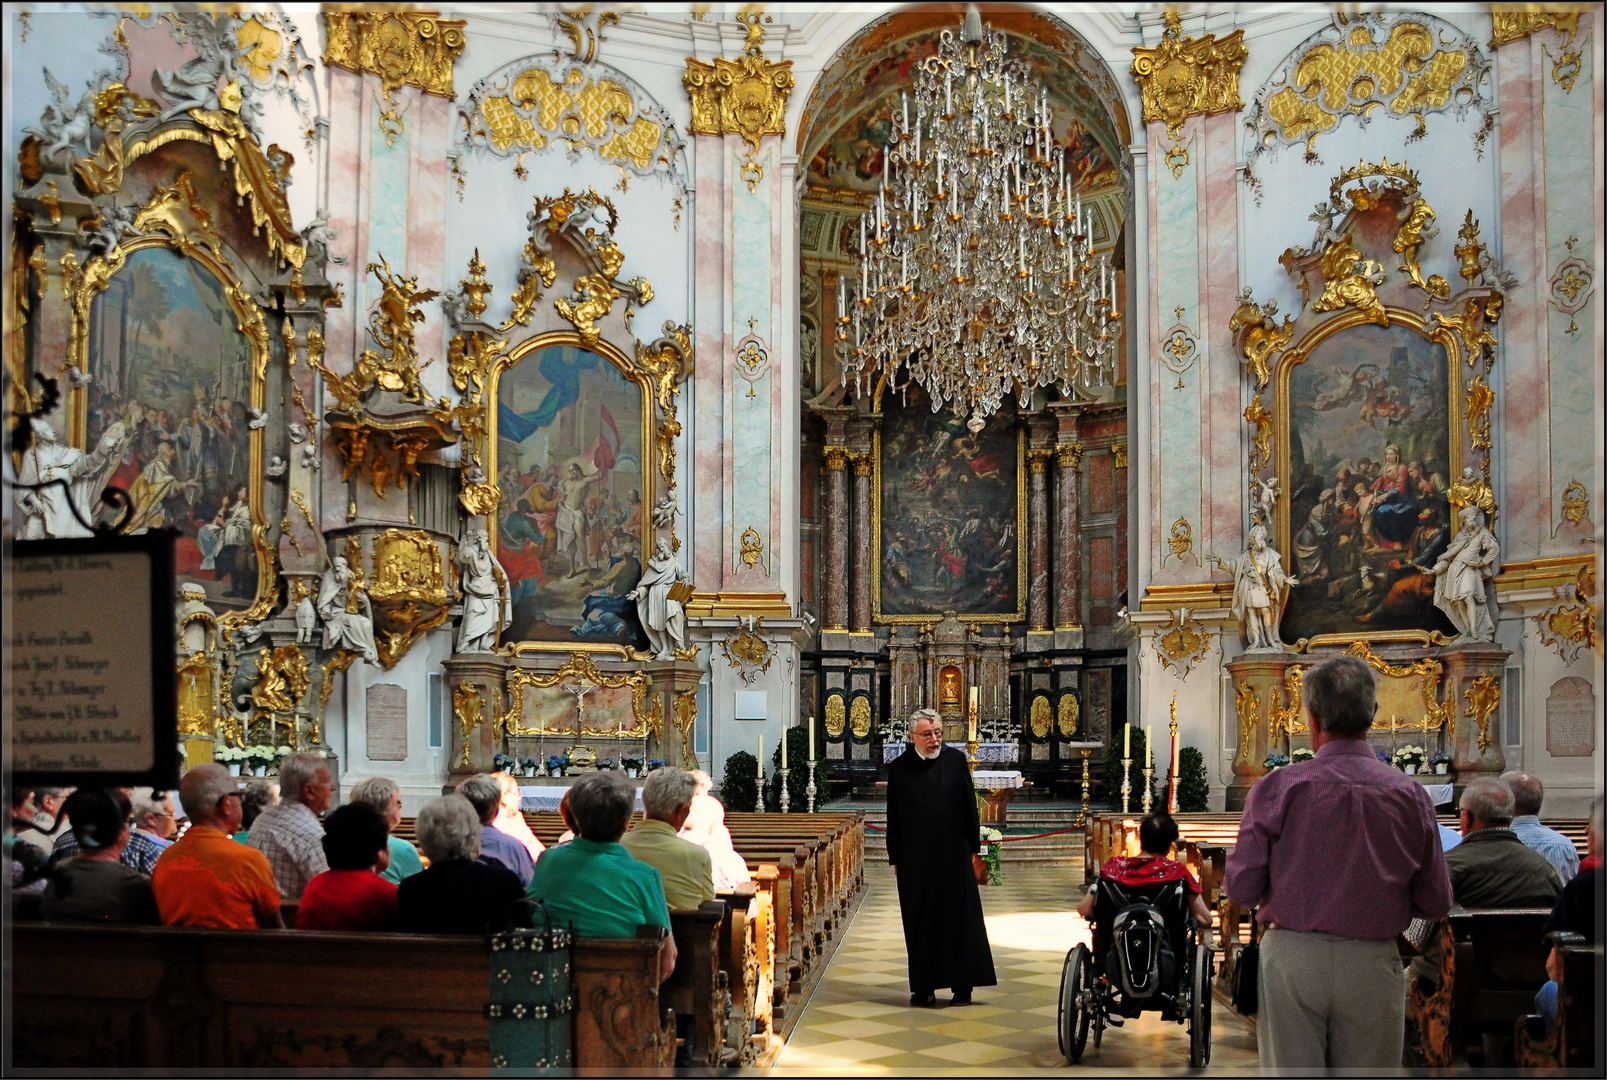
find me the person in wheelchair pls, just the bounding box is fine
[1077,812,1213,1022]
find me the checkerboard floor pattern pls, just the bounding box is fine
[777,864,1260,1073]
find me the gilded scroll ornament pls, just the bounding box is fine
[850,696,873,740]
[1429,297,1499,368]
[1230,290,1294,391]
[452,248,493,322]
[1313,236,1388,325]
[251,643,311,730]
[1447,468,1498,520]
[674,690,698,768]
[454,682,487,768]
[1464,375,1494,470]
[1057,694,1081,738]
[1245,397,1274,474]
[1160,321,1198,375]
[635,321,695,423]
[1560,481,1590,527]
[1534,564,1597,663]
[720,617,773,685]
[1235,680,1261,763]
[1345,641,1455,737]
[1548,250,1594,334]
[1248,14,1493,165]
[1029,696,1052,739]
[1269,664,1309,742]
[1130,11,1247,139]
[1167,517,1194,561]
[323,12,467,99]
[367,530,452,669]
[683,12,795,191]
[1155,609,1213,679]
[1393,198,1451,308]
[739,527,764,569]
[500,652,656,740]
[1462,671,1501,754]
[1112,443,1128,469]
[1491,11,1582,50]
[1455,210,1486,286]
[823,694,846,738]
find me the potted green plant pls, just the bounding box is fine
[1392,745,1427,775]
[244,745,276,776]
[546,753,567,778]
[622,756,644,778]
[721,751,759,813]
[980,827,1004,886]
[216,746,249,776]
[1167,746,1211,811]
[1429,750,1452,775]
[493,752,515,773]
[518,756,538,777]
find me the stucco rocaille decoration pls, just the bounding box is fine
[1245,12,1494,164]
[322,11,467,99]
[683,13,795,191]
[1130,11,1247,139]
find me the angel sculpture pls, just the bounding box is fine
[151,11,251,125]
[1251,476,1279,528]
[300,211,347,265]
[1308,200,1346,252]
[32,69,96,162]
[82,203,138,256]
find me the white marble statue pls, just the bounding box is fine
[629,539,691,659]
[16,418,123,539]
[1232,523,1297,652]
[316,556,378,664]
[456,529,512,653]
[294,587,318,645]
[1432,506,1500,643]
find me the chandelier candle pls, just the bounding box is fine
[838,6,1120,432]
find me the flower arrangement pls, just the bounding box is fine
[621,756,644,776]
[1263,752,1291,770]
[1392,745,1427,773]
[980,827,1004,886]
[597,756,616,771]
[1290,747,1315,763]
[1377,750,1393,764]
[276,746,293,758]
[216,746,250,763]
[518,756,539,776]
[646,759,665,773]
[493,752,516,772]
[546,754,568,775]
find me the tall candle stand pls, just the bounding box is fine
[806,760,818,813]
[967,737,979,776]
[1141,766,1154,814]
[1074,750,1092,827]
[1119,757,1133,814]
[778,767,790,814]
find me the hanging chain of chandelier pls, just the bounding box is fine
[834,9,1120,433]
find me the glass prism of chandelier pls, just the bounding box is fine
[835,9,1120,432]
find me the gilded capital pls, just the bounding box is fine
[1111,443,1129,469]
[683,13,794,191]
[1131,11,1247,139]
[1057,441,1085,472]
[851,452,874,476]
[1026,448,1055,474]
[323,11,467,99]
[822,446,852,472]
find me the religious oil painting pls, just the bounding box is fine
[1279,322,1458,643]
[493,344,648,648]
[876,387,1023,622]
[84,245,283,612]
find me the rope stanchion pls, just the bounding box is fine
[862,822,1084,843]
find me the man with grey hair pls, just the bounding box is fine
[886,707,995,1007]
[457,774,534,886]
[1500,771,1580,881]
[528,771,677,982]
[350,776,425,885]
[396,794,525,934]
[152,764,282,928]
[622,767,714,912]
[247,752,334,900]
[1227,654,1451,1069]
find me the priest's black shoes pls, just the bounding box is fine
[951,990,973,1006]
[910,992,937,1008]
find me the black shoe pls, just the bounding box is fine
[910,991,937,1008]
[951,990,973,1006]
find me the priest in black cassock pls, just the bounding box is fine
[885,708,997,1006]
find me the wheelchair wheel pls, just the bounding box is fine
[1188,942,1212,1068]
[1057,943,1092,1064]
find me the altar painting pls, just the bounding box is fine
[84,246,282,611]
[493,344,648,648]
[1280,322,1458,643]
[876,387,1023,621]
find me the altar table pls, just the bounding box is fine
[973,770,1024,827]
[882,741,1018,764]
[520,784,643,813]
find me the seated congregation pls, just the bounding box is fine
[7,755,797,1068]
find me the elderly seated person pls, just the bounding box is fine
[457,774,534,886]
[152,765,282,928]
[1501,771,1581,882]
[397,794,526,934]
[1078,811,1213,940]
[41,788,159,924]
[1534,795,1601,1032]
[51,789,170,874]
[492,772,545,864]
[233,779,279,842]
[247,752,333,901]
[1411,777,1562,987]
[680,771,751,891]
[622,767,715,912]
[297,802,399,931]
[349,777,424,885]
[528,770,677,982]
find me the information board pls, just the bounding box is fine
[10,533,178,786]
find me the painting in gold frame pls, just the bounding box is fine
[1275,307,1462,646]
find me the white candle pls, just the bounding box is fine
[838,275,845,313]
[902,91,909,132]
[946,72,952,115]
[1145,724,1153,767]
[809,715,816,763]
[860,216,866,255]
[1124,723,1131,758]
[954,241,961,279]
[1004,74,1011,114]
[758,734,764,777]
[951,177,958,216]
[782,725,788,770]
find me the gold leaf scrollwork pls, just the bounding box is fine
[250,643,312,747]
[1167,517,1194,561]
[1345,641,1455,739]
[720,619,773,685]
[1464,374,1494,471]
[1155,610,1212,680]
[1057,694,1080,738]
[1462,671,1501,755]
[683,12,795,192]
[823,694,846,738]
[1393,197,1451,308]
[850,696,872,740]
[457,248,492,320]
[1455,210,1486,286]
[454,682,486,769]
[1534,564,1597,664]
[500,652,656,739]
[1235,680,1261,764]
[635,320,695,423]
[739,527,764,570]
[322,11,467,99]
[1130,11,1247,140]
[1429,297,1498,369]
[1245,396,1274,474]
[1230,291,1294,391]
[1490,11,1581,50]
[1560,481,1590,527]
[367,529,451,669]
[1313,235,1389,325]
[1029,696,1051,739]
[1269,664,1308,743]
[313,256,440,407]
[674,689,698,768]
[1447,470,1498,521]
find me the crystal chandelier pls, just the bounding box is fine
[835,8,1120,432]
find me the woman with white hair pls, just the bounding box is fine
[678,771,751,891]
[395,794,525,934]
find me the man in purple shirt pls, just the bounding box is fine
[456,775,534,886]
[1226,654,1451,1070]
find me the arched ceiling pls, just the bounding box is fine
[799,5,1131,198]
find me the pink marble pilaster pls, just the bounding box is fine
[851,454,873,632]
[1200,111,1243,563]
[822,447,851,630]
[1028,453,1051,630]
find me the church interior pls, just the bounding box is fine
[4,2,1601,1073]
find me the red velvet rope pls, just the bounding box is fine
[862,822,1084,843]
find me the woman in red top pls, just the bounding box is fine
[296,802,399,932]
[1078,812,1213,941]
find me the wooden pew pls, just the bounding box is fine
[10,922,673,1070]
[666,900,727,1068]
[1409,907,1553,1067]
[1515,932,1600,1069]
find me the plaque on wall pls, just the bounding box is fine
[366,684,409,761]
[1545,677,1594,757]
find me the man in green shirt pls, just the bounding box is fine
[528,771,675,982]
[621,767,715,912]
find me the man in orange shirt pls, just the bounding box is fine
[152,764,282,928]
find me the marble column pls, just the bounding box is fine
[822,446,851,631]
[1054,440,1084,630]
[851,452,874,633]
[1027,449,1054,631]
[1113,442,1129,604]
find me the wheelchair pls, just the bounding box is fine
[1057,874,1214,1067]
